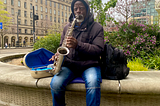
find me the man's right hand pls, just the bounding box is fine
[49,52,59,61]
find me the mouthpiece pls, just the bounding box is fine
[75,15,84,23]
[76,15,83,20]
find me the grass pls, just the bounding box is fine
[127,58,148,71]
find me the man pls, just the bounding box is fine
[49,0,104,106]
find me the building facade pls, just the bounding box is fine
[129,0,158,25]
[0,0,72,47]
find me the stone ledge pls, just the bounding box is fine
[120,71,160,95]
[0,54,160,95]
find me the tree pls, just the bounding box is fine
[89,0,117,26]
[107,0,151,24]
[0,0,11,49]
[36,19,63,37]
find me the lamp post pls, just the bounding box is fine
[17,12,19,47]
[33,6,39,43]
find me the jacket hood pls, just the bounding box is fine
[70,0,94,27]
[71,0,90,20]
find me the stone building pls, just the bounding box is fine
[1,0,72,47]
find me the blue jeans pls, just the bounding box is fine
[50,66,101,106]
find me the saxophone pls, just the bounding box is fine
[51,15,82,75]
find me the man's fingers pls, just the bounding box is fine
[49,55,55,61]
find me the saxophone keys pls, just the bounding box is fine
[53,62,57,66]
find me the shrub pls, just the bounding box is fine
[33,33,61,53]
[142,53,160,70]
[127,58,148,71]
[105,21,160,60]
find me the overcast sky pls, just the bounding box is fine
[102,0,109,3]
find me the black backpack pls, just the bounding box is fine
[100,42,130,80]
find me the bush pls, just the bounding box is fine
[33,33,61,53]
[127,58,148,71]
[142,53,160,70]
[105,21,160,60]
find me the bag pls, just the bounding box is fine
[100,42,130,80]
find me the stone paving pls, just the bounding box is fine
[0,47,33,55]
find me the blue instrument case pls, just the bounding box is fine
[23,48,54,78]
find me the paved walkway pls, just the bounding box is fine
[0,47,33,54]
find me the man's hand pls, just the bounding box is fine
[49,52,59,61]
[66,36,78,49]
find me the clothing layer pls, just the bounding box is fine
[60,0,104,75]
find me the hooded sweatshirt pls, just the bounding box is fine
[60,0,104,76]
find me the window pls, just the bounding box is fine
[30,12,33,18]
[11,8,14,15]
[62,18,64,23]
[54,10,56,15]
[4,0,7,4]
[54,17,56,22]
[45,8,47,13]
[65,12,67,17]
[45,15,48,20]
[18,1,20,7]
[54,2,56,8]
[36,5,38,11]
[58,11,60,16]
[30,3,32,10]
[4,7,7,11]
[41,14,43,19]
[50,16,52,22]
[11,0,14,5]
[24,11,27,17]
[65,6,67,10]
[31,30,33,34]
[50,1,52,6]
[18,19,21,25]
[25,20,27,25]
[24,2,27,8]
[25,29,27,34]
[62,12,63,17]
[12,28,15,33]
[45,0,47,5]
[18,9,21,16]
[62,5,63,10]
[41,6,43,11]
[41,0,43,4]
[30,20,33,26]
[58,3,60,9]
[36,21,38,26]
[19,29,21,33]
[58,18,60,23]
[35,0,38,3]
[68,7,70,12]
[50,9,52,14]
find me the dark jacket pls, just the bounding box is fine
[60,0,104,76]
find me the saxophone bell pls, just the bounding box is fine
[52,47,69,74]
[57,46,69,56]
